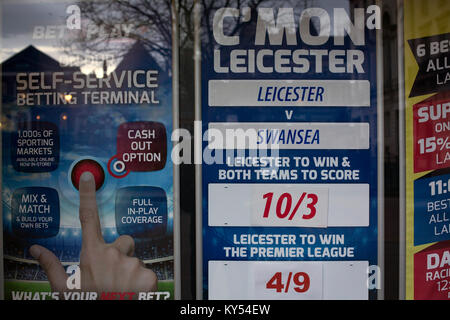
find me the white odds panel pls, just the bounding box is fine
[208,260,369,300]
[208,80,371,107]
[322,261,370,300]
[207,122,370,150]
[250,186,329,228]
[253,261,323,300]
[208,183,369,227]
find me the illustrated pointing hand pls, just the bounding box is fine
[29,171,157,296]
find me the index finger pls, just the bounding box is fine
[79,171,103,247]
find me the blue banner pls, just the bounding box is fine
[201,1,379,300]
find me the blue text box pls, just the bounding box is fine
[11,187,60,238]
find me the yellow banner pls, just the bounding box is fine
[404,0,450,300]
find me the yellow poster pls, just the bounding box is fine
[404,0,450,300]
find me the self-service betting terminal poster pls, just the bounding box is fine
[404,0,450,300]
[200,0,380,299]
[1,1,174,300]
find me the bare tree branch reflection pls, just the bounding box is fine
[62,0,276,72]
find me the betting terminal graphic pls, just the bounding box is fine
[1,42,174,300]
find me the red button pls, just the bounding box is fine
[71,159,105,191]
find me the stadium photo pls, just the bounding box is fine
[3,227,174,300]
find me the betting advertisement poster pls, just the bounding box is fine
[404,0,450,300]
[1,1,175,300]
[200,0,381,299]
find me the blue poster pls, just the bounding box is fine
[201,0,379,300]
[2,1,174,300]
